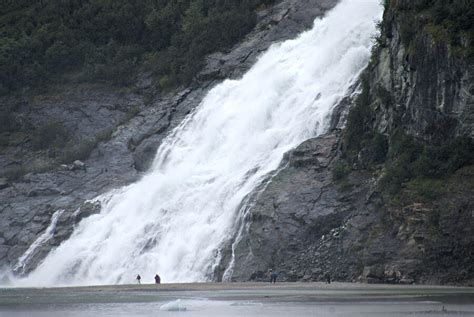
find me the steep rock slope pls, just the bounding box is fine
[0,0,337,278]
[227,1,474,285]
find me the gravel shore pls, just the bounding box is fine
[5,282,473,302]
[2,282,473,316]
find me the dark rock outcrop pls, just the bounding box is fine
[0,178,8,190]
[222,1,474,285]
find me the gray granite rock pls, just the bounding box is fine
[219,1,474,286]
[0,178,8,190]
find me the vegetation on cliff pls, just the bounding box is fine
[0,0,274,95]
[381,0,473,59]
[339,0,474,197]
[328,1,474,285]
[341,76,473,196]
[0,0,275,179]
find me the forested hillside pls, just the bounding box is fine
[0,0,274,94]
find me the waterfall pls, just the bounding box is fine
[12,209,64,275]
[15,0,381,286]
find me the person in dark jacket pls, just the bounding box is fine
[270,270,278,284]
[155,274,161,284]
[325,273,331,284]
[136,274,141,284]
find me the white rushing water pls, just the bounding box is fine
[15,0,381,286]
[12,209,65,275]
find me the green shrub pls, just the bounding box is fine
[371,133,389,164]
[332,161,350,181]
[343,77,391,166]
[1,165,27,181]
[445,137,474,173]
[343,75,374,158]
[380,156,411,194]
[339,179,353,192]
[1,162,55,181]
[391,0,474,59]
[60,140,96,164]
[380,132,473,194]
[375,85,392,107]
[0,109,20,133]
[0,135,10,147]
[388,130,423,161]
[31,121,70,150]
[399,15,417,47]
[96,128,114,143]
[125,105,140,121]
[158,76,172,90]
[60,127,115,164]
[405,178,445,201]
[412,137,474,178]
[0,0,276,95]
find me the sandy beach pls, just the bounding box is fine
[1,282,473,316]
[3,282,474,302]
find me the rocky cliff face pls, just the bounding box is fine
[0,0,337,278]
[372,2,473,141]
[224,1,474,285]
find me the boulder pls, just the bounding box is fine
[0,178,9,190]
[133,139,159,172]
[71,160,86,171]
[361,265,385,283]
[399,277,415,285]
[27,188,60,197]
[74,201,101,223]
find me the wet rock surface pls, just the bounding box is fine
[224,130,473,286]
[221,2,474,286]
[0,0,338,276]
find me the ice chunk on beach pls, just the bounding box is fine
[160,299,187,311]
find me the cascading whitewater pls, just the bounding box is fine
[14,0,382,286]
[12,209,64,275]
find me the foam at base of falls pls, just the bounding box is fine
[160,299,187,311]
[12,0,382,286]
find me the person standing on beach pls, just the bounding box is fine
[136,274,141,284]
[155,274,161,284]
[325,273,331,284]
[270,270,278,284]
